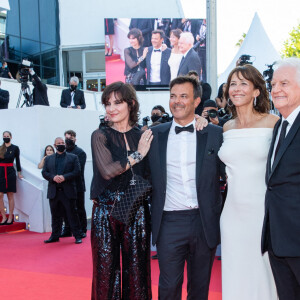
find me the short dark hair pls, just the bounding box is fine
[101,81,140,126]
[170,28,182,39]
[127,28,144,46]
[187,70,199,78]
[64,130,76,137]
[152,105,166,114]
[64,129,76,137]
[225,64,270,118]
[203,99,217,108]
[152,29,164,39]
[170,75,202,100]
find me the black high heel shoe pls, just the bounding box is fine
[0,219,8,225]
[6,220,14,225]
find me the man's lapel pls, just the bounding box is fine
[196,127,208,187]
[270,112,300,179]
[158,123,172,187]
[266,119,281,183]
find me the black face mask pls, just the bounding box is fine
[65,139,75,150]
[151,114,161,123]
[70,85,77,91]
[3,137,10,143]
[56,144,66,153]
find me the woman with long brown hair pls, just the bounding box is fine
[0,131,23,225]
[218,64,279,299]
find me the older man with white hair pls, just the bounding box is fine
[60,76,86,109]
[262,57,300,300]
[177,31,201,77]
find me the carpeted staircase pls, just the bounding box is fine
[0,214,27,233]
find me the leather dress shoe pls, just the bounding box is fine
[44,237,59,243]
[75,238,82,244]
[60,231,72,238]
[151,253,158,260]
[80,232,87,238]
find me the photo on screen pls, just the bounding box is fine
[104,18,207,90]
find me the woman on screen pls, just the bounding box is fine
[124,28,148,85]
[168,29,183,80]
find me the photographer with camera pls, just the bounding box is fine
[29,69,49,106]
[201,99,229,127]
[0,61,13,79]
[142,105,171,130]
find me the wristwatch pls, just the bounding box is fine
[130,151,143,163]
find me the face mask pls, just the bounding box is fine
[70,85,77,91]
[65,139,75,149]
[56,144,66,153]
[3,137,10,143]
[151,114,161,123]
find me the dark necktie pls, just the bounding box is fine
[154,49,161,52]
[175,124,194,134]
[274,120,289,158]
[178,56,185,71]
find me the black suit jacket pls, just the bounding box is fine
[0,88,9,109]
[60,88,86,109]
[32,74,49,106]
[42,152,81,200]
[146,47,171,85]
[177,48,201,77]
[262,113,300,256]
[147,122,225,247]
[66,145,86,192]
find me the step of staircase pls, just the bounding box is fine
[105,53,121,61]
[0,214,27,233]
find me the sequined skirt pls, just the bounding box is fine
[91,189,152,300]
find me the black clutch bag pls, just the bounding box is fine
[110,172,152,226]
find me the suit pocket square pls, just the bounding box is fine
[208,148,214,155]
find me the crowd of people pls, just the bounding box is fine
[1,51,300,300]
[123,18,207,85]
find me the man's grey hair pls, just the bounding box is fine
[54,137,64,144]
[70,76,79,84]
[180,32,194,46]
[275,57,300,86]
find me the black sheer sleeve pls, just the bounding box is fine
[91,129,127,181]
[15,146,21,172]
[124,48,139,70]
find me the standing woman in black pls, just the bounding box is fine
[0,131,23,225]
[90,82,153,300]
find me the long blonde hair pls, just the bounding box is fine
[0,131,12,159]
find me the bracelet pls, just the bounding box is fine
[130,151,143,163]
[138,56,144,62]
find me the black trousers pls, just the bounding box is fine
[63,191,87,233]
[91,200,151,300]
[267,231,300,300]
[156,209,216,300]
[49,189,81,239]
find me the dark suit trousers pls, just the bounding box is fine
[156,209,216,300]
[50,189,81,239]
[63,192,87,233]
[267,227,300,300]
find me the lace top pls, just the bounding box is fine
[90,126,148,199]
[124,47,146,75]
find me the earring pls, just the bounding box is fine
[254,97,257,107]
[227,98,233,107]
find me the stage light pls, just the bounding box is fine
[15,214,19,221]
[27,223,30,229]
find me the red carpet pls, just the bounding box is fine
[105,55,126,84]
[0,231,221,299]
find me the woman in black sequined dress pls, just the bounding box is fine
[0,131,23,225]
[90,82,153,300]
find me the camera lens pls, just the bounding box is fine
[208,110,217,118]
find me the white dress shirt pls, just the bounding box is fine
[271,105,300,166]
[70,91,75,107]
[150,47,162,83]
[164,120,198,211]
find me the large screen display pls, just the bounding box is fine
[104,18,207,89]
